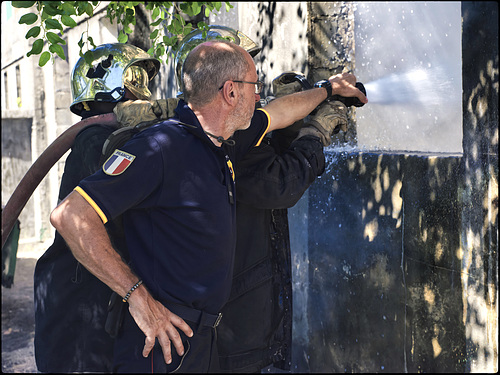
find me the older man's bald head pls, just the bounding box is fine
[182,40,252,107]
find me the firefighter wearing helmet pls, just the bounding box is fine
[70,43,160,116]
[34,43,160,373]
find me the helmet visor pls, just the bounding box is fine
[124,65,152,100]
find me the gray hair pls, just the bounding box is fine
[182,41,251,107]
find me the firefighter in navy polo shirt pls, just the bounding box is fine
[50,40,367,373]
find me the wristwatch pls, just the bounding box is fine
[314,79,332,98]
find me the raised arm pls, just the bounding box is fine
[50,190,193,364]
[264,73,367,132]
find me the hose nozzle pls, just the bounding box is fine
[330,82,366,107]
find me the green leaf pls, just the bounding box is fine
[88,36,96,49]
[25,26,41,39]
[49,43,66,60]
[61,2,77,15]
[19,12,38,25]
[83,50,94,65]
[150,29,159,40]
[84,3,94,16]
[43,3,63,17]
[61,15,77,28]
[191,3,201,16]
[78,35,84,48]
[205,7,210,18]
[39,51,51,66]
[45,18,63,31]
[12,1,36,8]
[225,2,233,12]
[183,24,193,35]
[197,21,208,30]
[150,18,163,27]
[124,25,133,34]
[118,31,128,43]
[76,3,86,16]
[163,35,177,46]
[27,38,44,57]
[46,31,65,45]
[152,6,160,20]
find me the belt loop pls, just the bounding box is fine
[196,311,207,334]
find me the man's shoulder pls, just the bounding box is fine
[75,124,116,143]
[137,118,199,140]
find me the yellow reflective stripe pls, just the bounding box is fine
[255,108,270,147]
[227,158,235,181]
[74,186,108,224]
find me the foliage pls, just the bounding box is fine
[12,1,233,67]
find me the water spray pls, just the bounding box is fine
[361,66,458,105]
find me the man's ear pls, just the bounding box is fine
[220,81,238,107]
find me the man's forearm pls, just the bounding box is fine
[50,190,194,362]
[265,72,367,132]
[50,190,139,298]
[265,88,327,131]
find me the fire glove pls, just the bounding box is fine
[272,71,304,98]
[271,71,305,139]
[296,100,348,147]
[114,98,180,128]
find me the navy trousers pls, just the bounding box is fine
[113,309,220,373]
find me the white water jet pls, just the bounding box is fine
[364,66,460,106]
[353,2,463,153]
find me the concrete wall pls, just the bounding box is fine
[295,152,465,372]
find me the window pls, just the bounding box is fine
[15,65,21,108]
[4,71,9,110]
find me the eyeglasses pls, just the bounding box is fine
[219,80,263,95]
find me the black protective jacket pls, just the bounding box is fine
[34,123,126,373]
[217,129,325,372]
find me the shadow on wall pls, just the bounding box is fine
[289,2,497,372]
[460,2,498,372]
[304,152,464,373]
[253,2,308,96]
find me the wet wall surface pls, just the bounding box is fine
[289,2,497,372]
[300,152,464,373]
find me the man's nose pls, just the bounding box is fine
[254,93,260,102]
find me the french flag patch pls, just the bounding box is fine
[103,149,136,176]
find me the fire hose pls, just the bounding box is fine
[1,113,119,249]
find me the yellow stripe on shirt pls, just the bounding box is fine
[74,186,108,224]
[255,108,271,147]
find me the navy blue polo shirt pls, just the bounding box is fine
[76,100,269,314]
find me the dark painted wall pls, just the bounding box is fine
[290,2,497,372]
[305,153,464,372]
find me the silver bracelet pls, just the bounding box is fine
[122,279,143,303]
